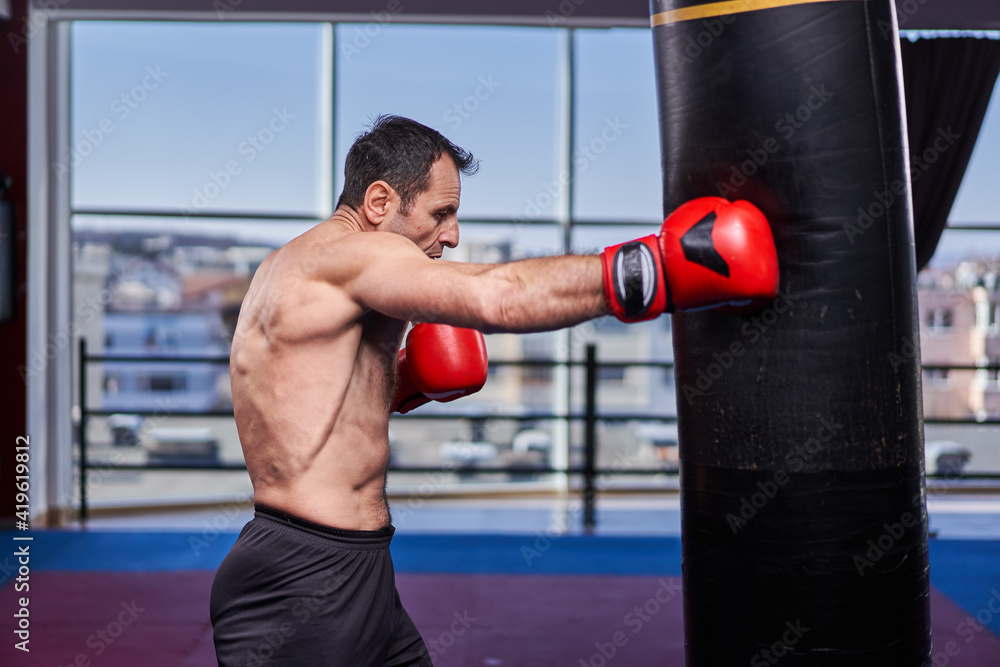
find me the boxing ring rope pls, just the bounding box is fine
[75,338,1000,522]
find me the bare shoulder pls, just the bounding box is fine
[259,223,491,327]
[328,229,425,267]
[284,226,425,285]
[251,226,427,323]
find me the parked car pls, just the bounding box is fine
[107,413,143,447]
[146,427,220,467]
[925,440,972,476]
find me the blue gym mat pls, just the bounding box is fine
[2,531,998,635]
[0,531,682,575]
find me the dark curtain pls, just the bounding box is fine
[901,37,1000,271]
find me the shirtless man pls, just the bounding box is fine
[210,115,779,666]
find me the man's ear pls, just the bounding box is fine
[363,180,398,227]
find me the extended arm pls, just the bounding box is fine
[334,232,607,333]
[328,196,779,332]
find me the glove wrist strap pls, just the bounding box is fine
[601,235,669,322]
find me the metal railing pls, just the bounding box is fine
[77,339,683,521]
[77,338,1000,521]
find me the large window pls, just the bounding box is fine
[70,22,679,508]
[572,29,662,223]
[71,22,331,217]
[334,24,564,222]
[68,23,1000,510]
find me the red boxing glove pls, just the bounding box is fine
[601,197,779,320]
[393,324,489,414]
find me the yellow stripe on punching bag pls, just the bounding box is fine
[651,0,859,26]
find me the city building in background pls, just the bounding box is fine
[918,259,1000,421]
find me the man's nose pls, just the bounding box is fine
[439,218,459,249]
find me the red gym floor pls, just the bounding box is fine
[1,530,999,666]
[1,572,1000,666]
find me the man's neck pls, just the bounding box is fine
[326,206,374,233]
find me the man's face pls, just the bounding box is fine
[384,156,461,258]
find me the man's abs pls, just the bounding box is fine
[251,459,393,531]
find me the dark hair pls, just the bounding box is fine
[336,115,479,215]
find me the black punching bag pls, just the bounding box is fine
[651,1,931,665]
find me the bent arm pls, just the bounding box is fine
[334,233,607,333]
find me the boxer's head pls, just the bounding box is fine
[338,115,478,217]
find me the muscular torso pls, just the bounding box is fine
[230,224,406,530]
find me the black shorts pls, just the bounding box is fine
[210,505,431,667]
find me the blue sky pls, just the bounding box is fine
[70,22,664,228]
[952,85,1000,225]
[69,21,999,266]
[70,22,330,217]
